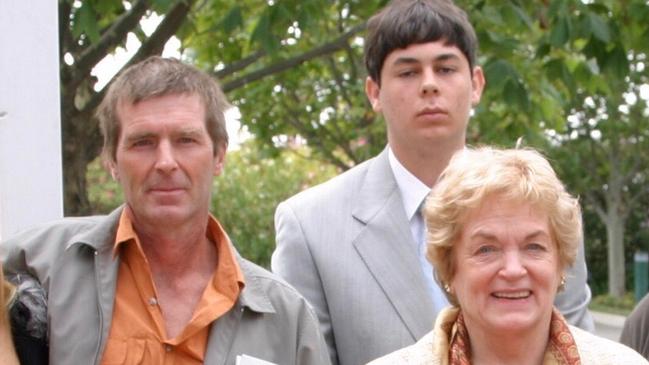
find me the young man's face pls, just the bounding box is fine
[366,40,485,154]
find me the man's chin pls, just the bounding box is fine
[135,206,189,224]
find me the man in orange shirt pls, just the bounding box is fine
[1,56,329,365]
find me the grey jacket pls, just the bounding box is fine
[1,207,330,365]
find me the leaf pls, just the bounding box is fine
[545,59,575,95]
[151,0,175,14]
[72,2,101,43]
[222,5,243,34]
[589,13,611,43]
[550,16,570,47]
[602,46,630,79]
[509,3,534,29]
[505,78,530,111]
[483,59,515,91]
[250,13,278,53]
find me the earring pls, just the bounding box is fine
[443,283,451,293]
[558,275,566,291]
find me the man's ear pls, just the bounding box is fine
[365,76,382,112]
[213,144,227,177]
[104,157,119,181]
[471,66,486,107]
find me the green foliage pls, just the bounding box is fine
[86,158,123,214]
[211,143,337,267]
[589,293,635,316]
[68,0,649,295]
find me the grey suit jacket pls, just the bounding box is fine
[272,148,594,365]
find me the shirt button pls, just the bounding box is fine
[165,344,173,352]
[148,297,158,306]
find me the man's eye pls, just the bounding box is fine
[398,70,417,77]
[437,66,456,74]
[132,139,153,147]
[178,137,196,144]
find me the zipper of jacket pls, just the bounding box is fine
[92,249,105,365]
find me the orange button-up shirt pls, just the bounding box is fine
[101,210,244,365]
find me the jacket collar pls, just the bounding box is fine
[351,147,436,340]
[63,206,123,254]
[234,253,275,314]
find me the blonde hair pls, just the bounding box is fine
[1,268,16,326]
[424,147,582,306]
[0,267,19,365]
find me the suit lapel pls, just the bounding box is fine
[351,149,435,340]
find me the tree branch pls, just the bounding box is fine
[83,0,196,116]
[214,50,266,79]
[222,23,366,92]
[125,0,196,66]
[59,1,73,58]
[68,0,150,88]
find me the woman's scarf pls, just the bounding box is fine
[445,308,581,365]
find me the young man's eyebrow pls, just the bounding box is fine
[391,52,462,66]
[434,53,461,62]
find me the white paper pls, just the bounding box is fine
[235,354,278,365]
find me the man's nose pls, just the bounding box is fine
[421,68,439,95]
[154,140,178,173]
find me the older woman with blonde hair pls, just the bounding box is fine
[369,147,646,364]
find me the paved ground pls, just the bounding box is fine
[592,311,626,342]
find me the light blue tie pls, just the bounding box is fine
[415,203,449,313]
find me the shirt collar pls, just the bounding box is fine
[388,147,431,221]
[112,208,245,287]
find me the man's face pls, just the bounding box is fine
[109,93,224,227]
[365,40,485,154]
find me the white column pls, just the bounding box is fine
[0,1,63,240]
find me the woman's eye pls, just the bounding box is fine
[526,243,546,251]
[475,245,496,255]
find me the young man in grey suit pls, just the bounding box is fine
[272,1,595,364]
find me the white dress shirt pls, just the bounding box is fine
[388,148,449,313]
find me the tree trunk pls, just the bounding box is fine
[61,110,102,216]
[606,209,626,298]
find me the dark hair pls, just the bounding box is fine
[364,0,478,84]
[96,56,230,162]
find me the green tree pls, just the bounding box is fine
[65,0,649,295]
[60,0,373,215]
[533,1,649,298]
[211,142,337,267]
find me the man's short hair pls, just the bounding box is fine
[364,0,478,84]
[96,56,230,162]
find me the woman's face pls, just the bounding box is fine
[450,195,562,336]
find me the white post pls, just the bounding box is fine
[0,1,63,240]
